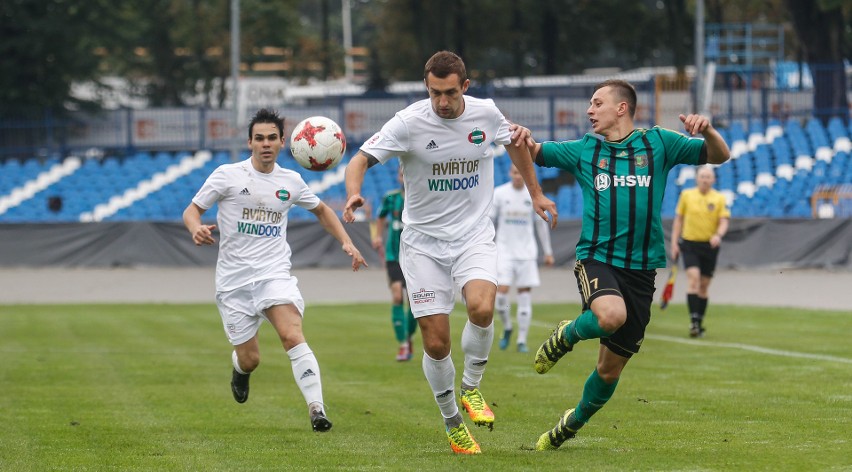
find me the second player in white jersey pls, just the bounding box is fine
[192,158,320,292]
[184,108,366,434]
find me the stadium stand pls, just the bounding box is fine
[0,117,850,223]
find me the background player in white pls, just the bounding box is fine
[183,108,366,432]
[491,164,555,353]
[343,51,557,454]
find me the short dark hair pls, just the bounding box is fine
[595,79,637,118]
[248,108,284,139]
[423,51,467,84]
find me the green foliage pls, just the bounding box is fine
[0,0,120,116]
[3,0,848,113]
[370,0,674,80]
[0,301,849,470]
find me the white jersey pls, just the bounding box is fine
[192,158,320,291]
[360,96,512,241]
[491,182,553,261]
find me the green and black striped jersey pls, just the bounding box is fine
[377,189,405,262]
[539,126,706,270]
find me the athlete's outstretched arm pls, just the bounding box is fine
[505,142,558,229]
[183,202,216,246]
[343,151,373,223]
[310,201,367,271]
[679,114,731,165]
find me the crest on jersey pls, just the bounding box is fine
[468,128,486,146]
[275,189,291,202]
[635,155,648,168]
[598,158,609,169]
[707,203,716,211]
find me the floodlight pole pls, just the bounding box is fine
[695,0,705,115]
[230,0,240,162]
[342,0,354,81]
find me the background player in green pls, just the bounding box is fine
[513,79,730,450]
[372,168,417,361]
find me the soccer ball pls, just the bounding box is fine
[289,116,347,171]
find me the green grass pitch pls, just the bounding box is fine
[1,301,849,471]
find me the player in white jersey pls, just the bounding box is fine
[491,165,555,353]
[343,51,557,454]
[183,108,366,433]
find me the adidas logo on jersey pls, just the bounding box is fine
[300,369,316,380]
[239,188,251,195]
[426,140,439,150]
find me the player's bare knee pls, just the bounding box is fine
[241,353,260,372]
[279,332,307,351]
[595,365,622,383]
[422,338,451,359]
[467,303,494,327]
[594,306,627,333]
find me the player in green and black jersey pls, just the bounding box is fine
[515,79,730,450]
[372,168,417,361]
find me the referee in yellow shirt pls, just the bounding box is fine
[670,166,730,337]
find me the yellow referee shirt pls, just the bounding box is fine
[675,188,731,242]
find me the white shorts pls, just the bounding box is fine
[497,258,541,288]
[215,277,305,346]
[400,217,497,318]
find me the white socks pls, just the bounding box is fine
[287,343,324,409]
[461,320,493,388]
[517,291,532,345]
[495,292,511,330]
[422,351,459,420]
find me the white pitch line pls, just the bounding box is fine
[646,334,852,364]
[530,320,852,364]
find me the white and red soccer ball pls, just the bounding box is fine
[289,116,346,171]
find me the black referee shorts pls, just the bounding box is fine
[574,259,657,358]
[680,239,720,277]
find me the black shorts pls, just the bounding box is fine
[680,240,719,277]
[574,259,657,358]
[386,260,406,286]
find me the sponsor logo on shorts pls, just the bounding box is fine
[226,323,236,334]
[412,288,436,304]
